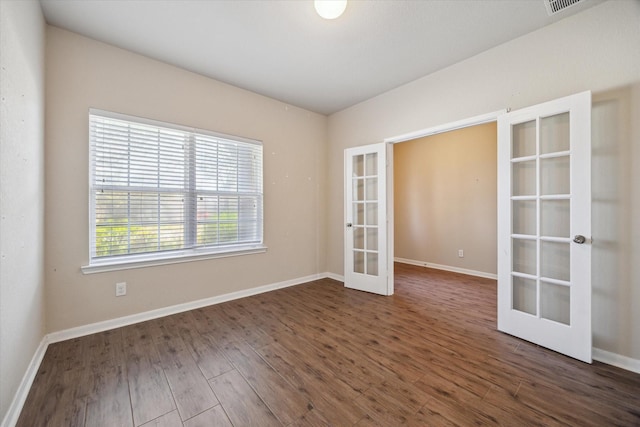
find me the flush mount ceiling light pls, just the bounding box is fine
[314,0,347,19]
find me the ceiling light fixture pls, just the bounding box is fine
[314,0,347,20]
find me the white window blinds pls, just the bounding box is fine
[89,109,263,264]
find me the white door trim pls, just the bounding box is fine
[384,110,507,144]
[382,109,505,293]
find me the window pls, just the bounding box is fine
[85,109,264,272]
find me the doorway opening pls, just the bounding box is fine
[384,110,507,279]
[392,122,498,281]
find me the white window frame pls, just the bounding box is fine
[82,109,266,274]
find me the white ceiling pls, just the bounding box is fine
[39,0,602,115]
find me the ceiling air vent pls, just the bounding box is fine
[544,0,583,15]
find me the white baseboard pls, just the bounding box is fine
[395,257,497,280]
[325,272,344,282]
[2,272,333,427]
[1,338,49,427]
[593,347,640,374]
[47,272,328,344]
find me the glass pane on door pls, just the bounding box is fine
[541,199,570,238]
[354,251,364,274]
[354,203,364,225]
[366,153,377,175]
[512,120,536,158]
[354,227,364,250]
[541,281,570,325]
[540,113,569,154]
[512,200,536,235]
[366,252,378,276]
[509,112,574,327]
[541,156,570,195]
[351,152,379,277]
[512,161,536,196]
[353,155,364,177]
[540,241,570,281]
[366,178,377,200]
[512,239,536,275]
[513,276,537,315]
[353,179,364,200]
[366,203,378,226]
[366,228,378,250]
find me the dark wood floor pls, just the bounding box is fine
[16,263,640,426]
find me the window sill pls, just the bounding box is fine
[81,244,268,274]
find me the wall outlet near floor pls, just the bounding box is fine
[458,249,464,258]
[115,282,127,297]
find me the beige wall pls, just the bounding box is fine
[328,1,640,360]
[0,0,46,421]
[45,27,327,332]
[394,123,497,275]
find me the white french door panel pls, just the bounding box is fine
[497,91,592,363]
[344,143,391,296]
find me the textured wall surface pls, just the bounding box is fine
[0,0,46,422]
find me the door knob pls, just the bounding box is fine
[346,223,353,228]
[573,235,586,244]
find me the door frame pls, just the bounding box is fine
[383,109,507,283]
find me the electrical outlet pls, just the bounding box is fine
[115,282,127,297]
[458,249,464,258]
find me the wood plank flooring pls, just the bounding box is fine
[16,263,640,426]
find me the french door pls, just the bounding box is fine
[344,143,392,295]
[497,91,592,362]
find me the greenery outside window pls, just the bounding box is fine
[84,109,264,273]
